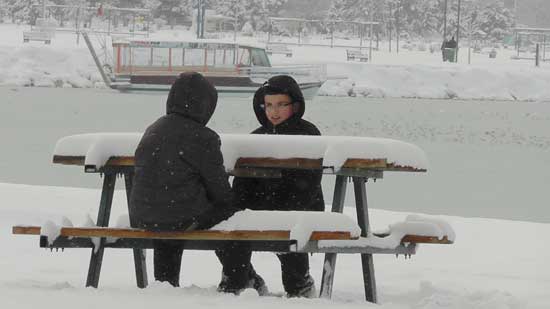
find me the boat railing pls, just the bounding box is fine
[239,64,327,83]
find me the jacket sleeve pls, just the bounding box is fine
[198,133,233,210]
[232,176,263,210]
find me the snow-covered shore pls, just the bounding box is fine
[2,23,550,101]
[3,182,549,309]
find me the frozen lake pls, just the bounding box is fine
[1,86,549,223]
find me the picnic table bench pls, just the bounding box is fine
[266,44,293,57]
[346,49,369,62]
[12,133,454,303]
[23,18,56,44]
[23,31,53,44]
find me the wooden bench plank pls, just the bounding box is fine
[13,226,451,244]
[12,226,354,241]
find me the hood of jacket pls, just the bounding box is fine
[252,75,305,130]
[166,72,218,125]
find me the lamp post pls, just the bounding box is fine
[443,0,448,40]
[456,0,461,62]
[196,0,205,39]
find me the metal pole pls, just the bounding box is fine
[468,27,471,65]
[544,35,547,61]
[196,0,201,39]
[369,23,373,62]
[516,31,520,57]
[332,22,337,48]
[513,0,518,28]
[298,21,302,45]
[353,177,377,303]
[536,43,540,67]
[234,17,237,41]
[319,175,347,299]
[267,19,271,44]
[443,0,448,40]
[396,0,400,53]
[200,3,206,39]
[359,23,363,48]
[388,2,392,53]
[76,7,80,45]
[456,0,461,63]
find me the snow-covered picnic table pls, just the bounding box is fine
[52,133,429,174]
[14,133,453,304]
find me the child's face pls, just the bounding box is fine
[264,94,294,126]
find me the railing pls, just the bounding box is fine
[240,64,327,84]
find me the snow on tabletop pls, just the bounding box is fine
[318,215,455,249]
[211,209,361,250]
[53,133,142,166]
[53,133,429,171]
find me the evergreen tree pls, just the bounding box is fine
[7,0,40,23]
[213,0,287,31]
[477,0,513,41]
[156,0,194,27]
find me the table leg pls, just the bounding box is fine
[86,172,116,288]
[124,171,148,288]
[353,177,377,303]
[319,175,348,299]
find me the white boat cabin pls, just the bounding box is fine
[112,40,272,77]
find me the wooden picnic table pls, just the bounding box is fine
[18,133,442,303]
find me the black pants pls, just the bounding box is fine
[215,242,254,290]
[216,243,312,294]
[153,239,184,287]
[150,207,239,287]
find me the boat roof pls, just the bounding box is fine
[112,38,266,50]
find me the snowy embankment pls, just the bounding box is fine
[319,62,550,101]
[0,43,103,88]
[2,182,548,309]
[2,23,550,101]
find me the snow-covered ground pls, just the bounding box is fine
[2,182,549,309]
[2,23,550,100]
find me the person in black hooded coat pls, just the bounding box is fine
[129,72,237,287]
[216,75,324,297]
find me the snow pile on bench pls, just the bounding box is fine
[318,215,455,249]
[212,209,361,249]
[41,216,73,244]
[53,133,428,171]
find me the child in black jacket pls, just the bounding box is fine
[216,75,324,297]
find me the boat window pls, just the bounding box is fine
[132,47,151,66]
[250,48,270,67]
[214,48,235,67]
[184,48,206,66]
[152,48,170,66]
[237,47,251,66]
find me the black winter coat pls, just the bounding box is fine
[129,73,234,231]
[232,76,325,212]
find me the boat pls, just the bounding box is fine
[82,32,326,99]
